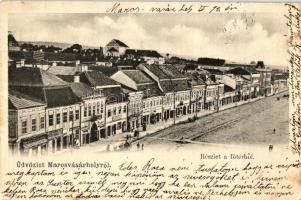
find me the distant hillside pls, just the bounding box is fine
[19,41,100,49]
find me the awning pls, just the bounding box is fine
[48,129,63,139]
[23,139,48,149]
[21,134,48,149]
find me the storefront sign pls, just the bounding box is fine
[21,134,48,149]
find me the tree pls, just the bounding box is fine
[63,44,83,53]
[257,61,265,69]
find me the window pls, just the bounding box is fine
[84,106,87,117]
[54,113,60,125]
[107,109,111,117]
[75,110,79,120]
[31,118,36,132]
[63,112,68,123]
[49,114,54,126]
[40,116,45,129]
[97,103,100,114]
[123,105,127,113]
[69,111,74,121]
[93,105,96,116]
[101,103,104,113]
[117,122,121,130]
[88,105,92,116]
[113,108,116,115]
[118,106,121,114]
[21,120,27,134]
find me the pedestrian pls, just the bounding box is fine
[273,128,276,134]
[269,144,273,152]
[141,143,144,151]
[137,142,140,150]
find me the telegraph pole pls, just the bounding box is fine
[216,84,220,112]
[173,92,176,125]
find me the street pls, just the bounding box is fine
[137,92,289,148]
[68,92,289,155]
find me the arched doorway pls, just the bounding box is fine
[90,123,98,143]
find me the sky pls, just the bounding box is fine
[9,13,288,67]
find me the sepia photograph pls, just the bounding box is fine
[1,2,301,200]
[7,12,290,156]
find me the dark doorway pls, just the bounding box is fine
[112,124,116,135]
[57,137,61,151]
[63,136,68,149]
[100,129,106,138]
[107,126,111,136]
[183,106,187,115]
[90,123,98,143]
[52,140,55,153]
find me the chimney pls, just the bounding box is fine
[74,74,80,83]
[81,65,88,72]
[20,59,25,67]
[75,60,80,67]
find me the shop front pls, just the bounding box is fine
[20,133,48,156]
[47,129,63,153]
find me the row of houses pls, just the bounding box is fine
[9,60,280,156]
[8,34,288,156]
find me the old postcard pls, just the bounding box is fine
[0,1,300,200]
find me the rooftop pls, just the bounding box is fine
[137,83,164,98]
[272,73,289,81]
[204,68,224,75]
[9,90,45,110]
[47,65,77,75]
[106,39,129,48]
[44,87,81,108]
[70,82,94,98]
[88,66,118,76]
[81,70,120,87]
[125,49,162,58]
[122,70,153,84]
[9,67,68,87]
[44,52,78,62]
[143,64,187,80]
[226,67,251,76]
[160,79,191,93]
